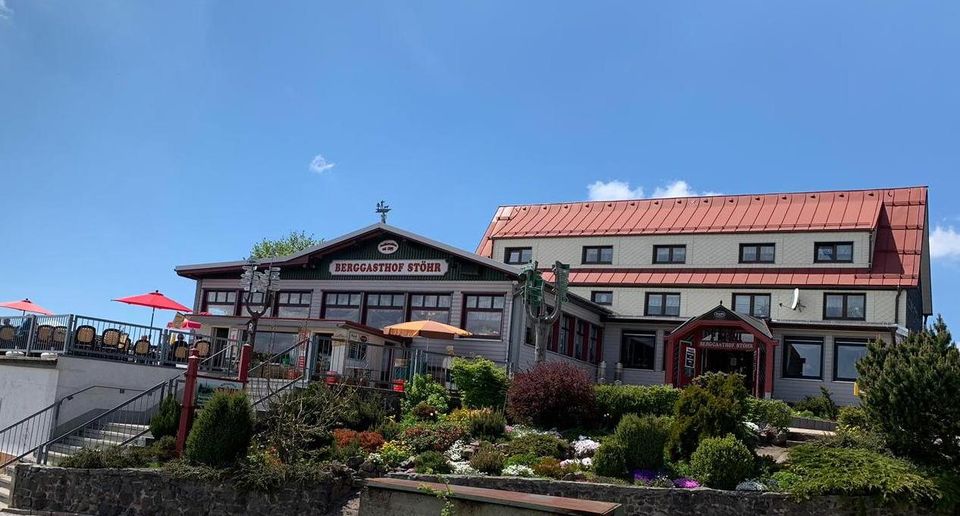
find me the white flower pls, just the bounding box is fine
[450,461,479,475]
[366,453,384,465]
[445,440,468,462]
[744,421,761,433]
[572,436,600,458]
[501,464,535,477]
[580,457,592,469]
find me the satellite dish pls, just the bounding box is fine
[790,288,801,310]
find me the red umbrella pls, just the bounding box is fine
[113,290,192,328]
[0,298,53,316]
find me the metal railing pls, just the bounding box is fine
[0,314,73,354]
[245,338,311,411]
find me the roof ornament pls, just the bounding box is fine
[376,200,391,224]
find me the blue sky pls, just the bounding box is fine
[1,1,958,329]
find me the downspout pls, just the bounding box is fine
[893,283,903,344]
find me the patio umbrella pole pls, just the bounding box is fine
[150,307,156,328]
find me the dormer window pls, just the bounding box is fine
[582,246,613,264]
[815,242,854,263]
[504,247,533,265]
[653,245,686,264]
[740,243,775,264]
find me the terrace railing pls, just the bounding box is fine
[245,338,311,411]
[0,313,240,374]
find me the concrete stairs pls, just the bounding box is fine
[44,422,151,466]
[0,463,16,509]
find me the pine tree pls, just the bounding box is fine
[856,316,960,467]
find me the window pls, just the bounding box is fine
[557,315,573,355]
[653,245,686,264]
[834,338,868,381]
[203,290,237,316]
[463,294,505,338]
[276,291,312,318]
[409,294,451,324]
[740,243,776,264]
[732,293,771,318]
[783,336,823,379]
[348,342,367,361]
[575,320,588,361]
[645,293,681,316]
[582,245,613,264]
[504,247,533,265]
[591,291,613,305]
[621,332,656,370]
[823,293,866,320]
[588,325,603,364]
[364,293,405,329]
[815,242,854,263]
[322,292,362,322]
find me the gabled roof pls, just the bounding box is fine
[670,304,775,342]
[486,186,928,289]
[175,223,523,279]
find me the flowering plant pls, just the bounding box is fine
[673,477,701,489]
[572,436,600,458]
[445,439,468,462]
[450,461,479,475]
[501,464,535,477]
[560,457,592,470]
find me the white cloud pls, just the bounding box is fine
[586,179,720,201]
[587,180,643,201]
[0,0,12,19]
[930,225,960,260]
[308,154,335,174]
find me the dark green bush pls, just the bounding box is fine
[506,362,596,429]
[339,386,387,431]
[595,384,679,424]
[613,414,671,470]
[745,397,792,431]
[412,402,440,422]
[792,387,839,421]
[532,457,565,479]
[376,417,404,442]
[467,409,506,440]
[414,450,452,474]
[775,443,940,504]
[403,374,449,413]
[59,436,177,469]
[149,395,181,439]
[502,433,570,460]
[856,317,960,467]
[504,452,539,467]
[469,442,506,475]
[592,440,628,478]
[451,357,508,409]
[186,390,254,468]
[689,434,755,490]
[670,372,751,459]
[401,422,465,454]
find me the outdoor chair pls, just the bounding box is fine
[134,336,152,358]
[35,325,54,348]
[73,325,96,350]
[0,325,15,347]
[101,328,121,351]
[194,339,211,359]
[118,333,130,353]
[52,326,68,348]
[174,343,189,360]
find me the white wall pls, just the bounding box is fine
[0,358,59,457]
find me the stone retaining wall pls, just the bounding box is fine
[13,464,358,516]
[389,473,925,516]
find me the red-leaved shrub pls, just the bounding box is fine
[334,428,385,452]
[333,428,358,448]
[507,362,596,429]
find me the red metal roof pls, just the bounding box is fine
[483,186,927,288]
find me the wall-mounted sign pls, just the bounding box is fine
[329,259,448,276]
[684,347,696,369]
[196,378,243,407]
[377,240,399,255]
[698,341,756,351]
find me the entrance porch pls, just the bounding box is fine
[664,305,777,398]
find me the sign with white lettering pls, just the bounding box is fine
[377,240,399,255]
[698,341,756,351]
[329,259,448,276]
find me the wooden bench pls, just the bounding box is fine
[362,478,622,516]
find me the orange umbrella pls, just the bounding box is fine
[0,298,53,316]
[383,320,472,339]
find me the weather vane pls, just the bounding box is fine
[376,200,391,223]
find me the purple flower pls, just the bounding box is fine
[632,469,656,483]
[673,477,701,489]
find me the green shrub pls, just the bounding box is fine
[506,362,596,429]
[792,387,839,421]
[777,443,940,504]
[376,417,404,442]
[595,384,679,424]
[592,440,628,478]
[401,422,465,454]
[812,427,889,453]
[670,372,751,459]
[689,434,755,490]
[856,317,960,467]
[745,397,792,431]
[836,405,869,430]
[467,409,506,440]
[504,453,539,467]
[412,402,440,422]
[451,357,508,409]
[502,433,571,460]
[403,374,449,413]
[415,450,452,474]
[185,390,254,468]
[532,456,565,479]
[379,440,413,467]
[340,386,387,431]
[149,395,181,439]
[59,436,177,469]
[613,414,671,470]
[470,442,506,474]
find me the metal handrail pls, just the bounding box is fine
[246,337,309,376]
